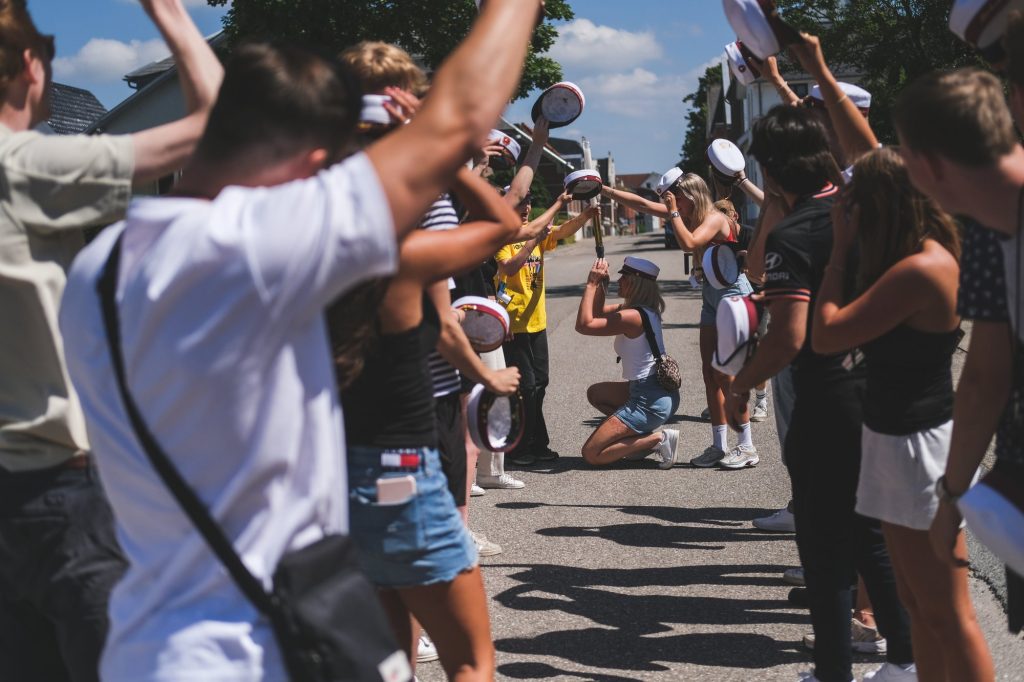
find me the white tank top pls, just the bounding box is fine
[614,307,665,381]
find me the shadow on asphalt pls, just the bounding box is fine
[488,562,807,673]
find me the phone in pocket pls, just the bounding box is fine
[376,475,417,506]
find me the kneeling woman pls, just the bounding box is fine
[575,257,681,467]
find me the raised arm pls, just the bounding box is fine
[130,0,224,184]
[497,231,547,277]
[401,204,520,283]
[764,56,802,107]
[662,191,730,252]
[450,166,516,223]
[505,116,550,208]
[550,204,598,241]
[575,259,640,336]
[366,0,541,239]
[745,195,786,285]
[601,185,670,218]
[513,192,568,242]
[788,33,878,167]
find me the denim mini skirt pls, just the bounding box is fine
[613,374,680,434]
[347,445,477,589]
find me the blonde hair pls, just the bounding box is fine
[624,276,666,317]
[338,41,427,95]
[675,173,714,229]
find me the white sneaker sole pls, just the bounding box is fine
[719,455,759,469]
[477,478,525,490]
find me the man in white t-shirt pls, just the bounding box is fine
[58,2,542,679]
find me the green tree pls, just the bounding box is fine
[775,0,984,143]
[679,64,721,179]
[207,0,574,101]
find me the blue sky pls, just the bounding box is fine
[38,1,735,174]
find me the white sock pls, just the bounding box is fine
[738,422,752,448]
[755,389,767,402]
[712,425,728,451]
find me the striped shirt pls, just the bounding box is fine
[422,194,462,397]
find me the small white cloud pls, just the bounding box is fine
[550,18,662,72]
[579,68,686,119]
[53,38,169,85]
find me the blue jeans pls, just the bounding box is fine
[0,462,127,682]
[700,274,753,326]
[347,446,477,589]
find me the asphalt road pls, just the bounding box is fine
[419,232,1024,681]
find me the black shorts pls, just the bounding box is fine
[435,392,467,507]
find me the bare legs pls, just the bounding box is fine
[377,567,495,681]
[582,382,662,465]
[699,325,748,427]
[882,523,993,682]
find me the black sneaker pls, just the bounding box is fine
[535,448,560,461]
[509,452,537,466]
[788,587,809,609]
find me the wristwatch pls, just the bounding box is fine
[935,475,964,504]
[670,211,681,219]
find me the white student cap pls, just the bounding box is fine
[950,0,1024,52]
[725,41,761,87]
[486,129,522,164]
[655,167,684,196]
[619,256,660,280]
[532,82,586,129]
[809,82,872,111]
[722,0,801,59]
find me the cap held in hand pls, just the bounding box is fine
[563,169,602,200]
[532,82,585,129]
[452,296,510,353]
[722,0,802,59]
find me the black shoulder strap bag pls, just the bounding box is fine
[633,307,682,391]
[96,234,404,682]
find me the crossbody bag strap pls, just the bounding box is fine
[96,234,276,616]
[633,306,662,360]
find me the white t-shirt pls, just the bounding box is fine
[59,152,396,681]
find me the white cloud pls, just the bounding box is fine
[550,18,662,72]
[580,66,693,119]
[53,38,169,85]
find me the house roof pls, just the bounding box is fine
[124,31,227,90]
[46,82,107,135]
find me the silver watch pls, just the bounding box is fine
[670,211,680,219]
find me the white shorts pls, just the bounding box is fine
[856,421,955,530]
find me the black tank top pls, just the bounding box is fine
[341,295,439,448]
[862,324,959,435]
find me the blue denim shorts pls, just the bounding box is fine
[613,375,681,434]
[347,445,477,589]
[700,274,753,326]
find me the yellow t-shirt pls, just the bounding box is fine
[495,234,559,333]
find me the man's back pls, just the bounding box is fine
[0,126,134,470]
[60,153,396,680]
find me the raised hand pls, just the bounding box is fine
[382,86,422,124]
[587,258,609,286]
[662,191,678,213]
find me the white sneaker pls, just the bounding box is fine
[718,444,759,469]
[416,633,439,663]
[753,506,796,532]
[656,429,680,469]
[689,445,725,468]
[783,567,805,586]
[750,398,769,422]
[802,617,886,654]
[471,531,503,557]
[470,482,486,497]
[862,663,917,681]
[476,473,525,490]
